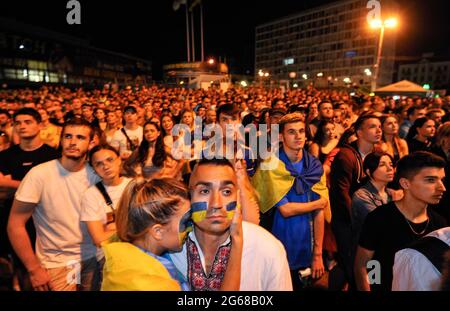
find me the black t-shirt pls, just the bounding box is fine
[358,201,447,291]
[0,144,60,257]
[0,144,60,181]
[407,138,431,153]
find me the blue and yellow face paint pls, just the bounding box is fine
[190,201,238,223]
[178,209,193,246]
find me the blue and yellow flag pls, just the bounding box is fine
[251,149,331,222]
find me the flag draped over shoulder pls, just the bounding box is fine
[101,241,181,291]
[251,149,331,222]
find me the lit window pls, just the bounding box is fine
[28,70,44,82]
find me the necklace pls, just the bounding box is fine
[404,216,430,235]
[397,202,430,235]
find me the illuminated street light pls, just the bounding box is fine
[317,72,323,77]
[369,17,398,91]
[19,44,25,49]
[207,58,215,65]
[302,74,308,80]
[289,72,297,79]
[343,77,352,84]
[369,19,383,29]
[179,80,184,85]
[384,18,398,29]
[293,83,298,88]
[264,72,269,77]
[240,80,248,87]
[364,68,372,76]
[258,70,264,77]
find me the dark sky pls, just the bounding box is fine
[1,0,450,79]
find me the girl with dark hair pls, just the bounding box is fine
[92,108,107,131]
[309,121,339,163]
[406,117,436,153]
[380,114,408,164]
[124,121,183,180]
[351,152,395,242]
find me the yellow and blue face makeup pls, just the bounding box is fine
[190,201,237,223]
[178,209,193,246]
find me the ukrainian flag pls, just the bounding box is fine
[251,150,331,222]
[101,241,181,291]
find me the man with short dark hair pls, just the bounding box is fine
[252,112,329,290]
[0,108,59,290]
[7,119,101,291]
[110,105,143,159]
[355,152,447,291]
[309,101,334,138]
[64,98,83,122]
[399,105,427,139]
[329,114,382,287]
[81,104,95,124]
[170,158,292,290]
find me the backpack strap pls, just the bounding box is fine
[95,181,114,210]
[95,181,115,225]
[121,128,137,151]
[406,236,450,274]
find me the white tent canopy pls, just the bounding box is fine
[375,80,429,94]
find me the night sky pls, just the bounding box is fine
[1,0,450,79]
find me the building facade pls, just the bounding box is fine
[255,0,397,89]
[163,61,229,89]
[398,53,450,90]
[0,18,152,88]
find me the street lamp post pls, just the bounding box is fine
[370,18,397,92]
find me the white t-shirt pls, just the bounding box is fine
[170,221,293,291]
[110,126,143,156]
[392,227,450,291]
[80,177,132,224]
[15,159,101,269]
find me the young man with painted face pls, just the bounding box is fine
[170,158,292,291]
[354,151,447,291]
[7,119,101,291]
[252,112,329,290]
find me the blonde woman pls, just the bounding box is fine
[101,178,242,291]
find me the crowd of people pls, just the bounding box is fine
[0,83,449,292]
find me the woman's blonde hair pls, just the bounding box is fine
[115,178,189,242]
